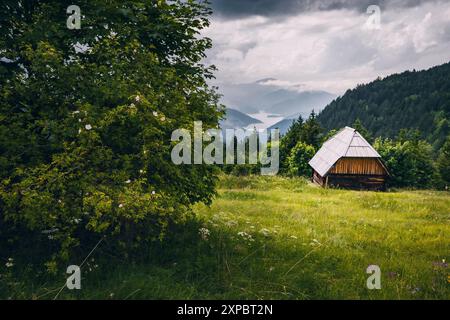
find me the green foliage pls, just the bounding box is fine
[280,112,322,173]
[352,118,373,143]
[437,136,450,186]
[287,142,316,177]
[318,63,450,150]
[3,175,449,299]
[374,136,437,189]
[0,0,222,267]
[279,116,304,172]
[300,111,322,150]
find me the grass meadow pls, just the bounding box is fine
[1,175,449,300]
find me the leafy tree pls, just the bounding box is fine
[374,137,436,189]
[287,142,316,177]
[279,111,323,174]
[437,136,450,187]
[0,0,222,267]
[279,116,304,173]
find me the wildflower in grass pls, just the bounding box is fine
[118,203,124,208]
[225,220,238,227]
[259,228,270,237]
[125,179,131,184]
[237,231,254,242]
[269,266,275,272]
[290,235,298,239]
[199,228,210,241]
[151,191,156,195]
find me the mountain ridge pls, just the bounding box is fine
[317,62,450,149]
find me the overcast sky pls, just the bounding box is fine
[204,0,450,94]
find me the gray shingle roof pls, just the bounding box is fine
[309,127,381,177]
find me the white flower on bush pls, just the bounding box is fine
[118,203,124,208]
[5,258,14,268]
[199,228,210,241]
[125,179,131,184]
[237,231,254,242]
[225,220,238,227]
[259,228,270,237]
[152,111,158,117]
[135,95,140,102]
[85,124,92,130]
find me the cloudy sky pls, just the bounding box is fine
[203,0,450,95]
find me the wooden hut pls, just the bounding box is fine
[309,127,389,190]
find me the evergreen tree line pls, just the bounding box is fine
[225,112,450,190]
[317,62,450,152]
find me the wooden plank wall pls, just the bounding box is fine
[312,170,325,186]
[327,175,386,191]
[329,158,387,176]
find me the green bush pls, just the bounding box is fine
[0,1,222,268]
[374,137,437,189]
[287,142,316,177]
[436,136,450,187]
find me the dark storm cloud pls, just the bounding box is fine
[210,0,443,18]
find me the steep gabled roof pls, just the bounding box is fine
[309,127,381,177]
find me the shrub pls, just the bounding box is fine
[287,142,316,177]
[374,137,437,189]
[0,1,222,268]
[436,136,450,187]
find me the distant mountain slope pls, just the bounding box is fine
[317,62,450,149]
[268,118,295,136]
[220,108,261,129]
[218,79,336,117]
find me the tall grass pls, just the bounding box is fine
[1,175,448,299]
